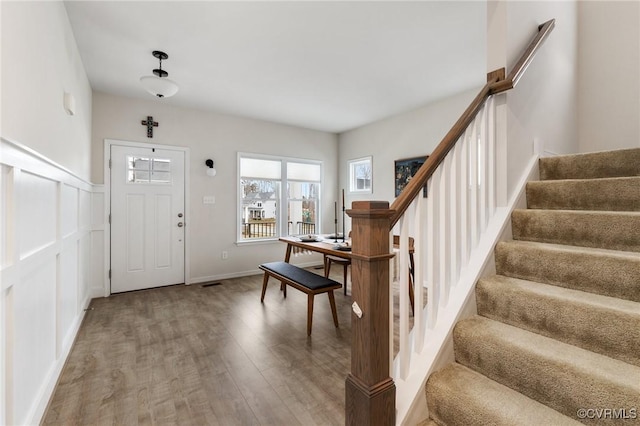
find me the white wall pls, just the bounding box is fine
[336,0,486,226]
[1,1,92,181]
[338,87,480,228]
[1,3,95,424]
[91,92,338,284]
[578,1,640,152]
[501,1,579,196]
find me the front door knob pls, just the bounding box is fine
[177,222,184,227]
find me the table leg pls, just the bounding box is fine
[284,244,293,262]
[281,244,294,292]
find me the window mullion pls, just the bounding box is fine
[281,161,288,237]
[238,153,321,242]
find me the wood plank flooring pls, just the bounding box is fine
[43,266,424,425]
[43,268,353,425]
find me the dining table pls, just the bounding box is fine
[279,234,416,312]
[279,235,352,263]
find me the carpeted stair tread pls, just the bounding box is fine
[476,275,640,366]
[526,176,640,211]
[495,240,640,302]
[512,209,640,252]
[425,149,640,424]
[416,419,439,426]
[539,148,640,180]
[453,316,640,421]
[425,363,580,426]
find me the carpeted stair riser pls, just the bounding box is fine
[423,148,640,426]
[476,275,640,367]
[512,209,640,252]
[453,317,640,422]
[539,148,640,180]
[495,241,640,302]
[526,177,640,211]
[426,363,580,426]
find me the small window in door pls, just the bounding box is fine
[127,156,171,183]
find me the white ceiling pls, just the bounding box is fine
[64,1,486,133]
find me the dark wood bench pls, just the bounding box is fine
[259,261,341,335]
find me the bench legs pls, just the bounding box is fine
[261,271,339,336]
[306,292,339,336]
[260,272,269,302]
[307,294,314,336]
[261,273,287,303]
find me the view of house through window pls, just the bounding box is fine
[239,154,321,241]
[288,181,319,235]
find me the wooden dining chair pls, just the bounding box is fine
[324,232,351,295]
[393,235,416,314]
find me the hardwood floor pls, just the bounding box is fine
[43,268,353,425]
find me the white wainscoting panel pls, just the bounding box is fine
[61,183,79,238]
[0,138,98,425]
[17,171,57,259]
[91,187,106,297]
[1,165,12,269]
[79,233,91,317]
[58,242,79,355]
[13,259,57,423]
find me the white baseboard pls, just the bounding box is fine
[89,286,105,299]
[190,261,324,284]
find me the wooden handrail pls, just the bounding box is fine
[389,18,555,228]
[389,79,497,227]
[490,19,556,94]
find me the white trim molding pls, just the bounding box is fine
[0,137,97,425]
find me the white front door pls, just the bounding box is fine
[110,144,185,293]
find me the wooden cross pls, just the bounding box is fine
[141,116,158,138]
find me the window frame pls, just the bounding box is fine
[348,156,373,194]
[237,152,323,244]
[126,155,173,184]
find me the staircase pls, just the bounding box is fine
[424,148,640,425]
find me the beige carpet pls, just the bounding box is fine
[425,148,640,425]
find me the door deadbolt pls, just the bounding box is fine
[178,213,183,217]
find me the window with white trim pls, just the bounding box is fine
[238,154,322,242]
[349,156,372,193]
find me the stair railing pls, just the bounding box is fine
[345,19,555,426]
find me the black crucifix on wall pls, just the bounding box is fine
[141,116,158,138]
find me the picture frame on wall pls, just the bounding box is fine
[348,156,373,194]
[394,156,428,197]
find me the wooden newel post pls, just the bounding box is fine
[345,201,396,425]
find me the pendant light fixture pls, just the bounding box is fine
[140,50,179,98]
